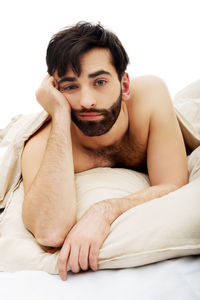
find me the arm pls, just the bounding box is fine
[103,76,189,224]
[22,75,77,247]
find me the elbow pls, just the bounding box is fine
[36,205,77,248]
[166,172,189,191]
[35,216,77,248]
[175,174,189,189]
[154,181,188,195]
[36,235,65,248]
[165,179,188,192]
[22,198,77,248]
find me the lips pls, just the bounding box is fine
[79,113,101,116]
[78,113,103,120]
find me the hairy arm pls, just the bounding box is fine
[22,76,77,247]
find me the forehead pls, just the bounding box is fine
[80,48,113,70]
[55,48,117,80]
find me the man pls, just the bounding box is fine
[21,22,188,281]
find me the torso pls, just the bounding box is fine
[73,129,148,173]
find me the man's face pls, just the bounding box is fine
[54,48,124,137]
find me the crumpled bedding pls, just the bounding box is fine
[0,79,200,274]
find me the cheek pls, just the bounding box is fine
[99,81,120,96]
[107,83,121,101]
[61,93,78,109]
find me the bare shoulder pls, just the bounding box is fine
[129,75,172,109]
[126,75,176,141]
[23,119,52,149]
[130,74,168,90]
[127,75,174,122]
[21,120,52,195]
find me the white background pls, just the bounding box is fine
[0,0,199,128]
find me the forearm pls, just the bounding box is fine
[22,111,77,245]
[103,183,181,225]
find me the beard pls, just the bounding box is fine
[71,89,122,137]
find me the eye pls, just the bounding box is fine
[95,79,107,87]
[60,85,78,91]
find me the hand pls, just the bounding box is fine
[35,74,71,117]
[58,201,111,281]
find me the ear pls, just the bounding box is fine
[121,72,130,102]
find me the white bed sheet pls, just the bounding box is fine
[0,255,199,300]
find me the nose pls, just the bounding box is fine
[80,87,96,109]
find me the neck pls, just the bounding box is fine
[71,102,129,150]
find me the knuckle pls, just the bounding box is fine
[87,238,96,246]
[90,246,99,257]
[84,236,92,244]
[91,237,97,243]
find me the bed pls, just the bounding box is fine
[0,79,200,300]
[0,255,199,300]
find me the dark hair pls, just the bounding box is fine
[46,21,129,81]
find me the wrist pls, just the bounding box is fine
[52,108,71,121]
[98,199,122,225]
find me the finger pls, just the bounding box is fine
[54,79,59,89]
[69,245,81,273]
[47,75,56,86]
[58,242,70,281]
[89,244,99,271]
[49,76,58,89]
[79,244,90,271]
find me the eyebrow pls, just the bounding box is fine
[88,70,111,78]
[58,69,111,84]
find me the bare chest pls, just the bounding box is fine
[73,134,148,174]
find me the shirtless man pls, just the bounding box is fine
[21,22,188,281]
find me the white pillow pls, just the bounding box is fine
[0,147,200,273]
